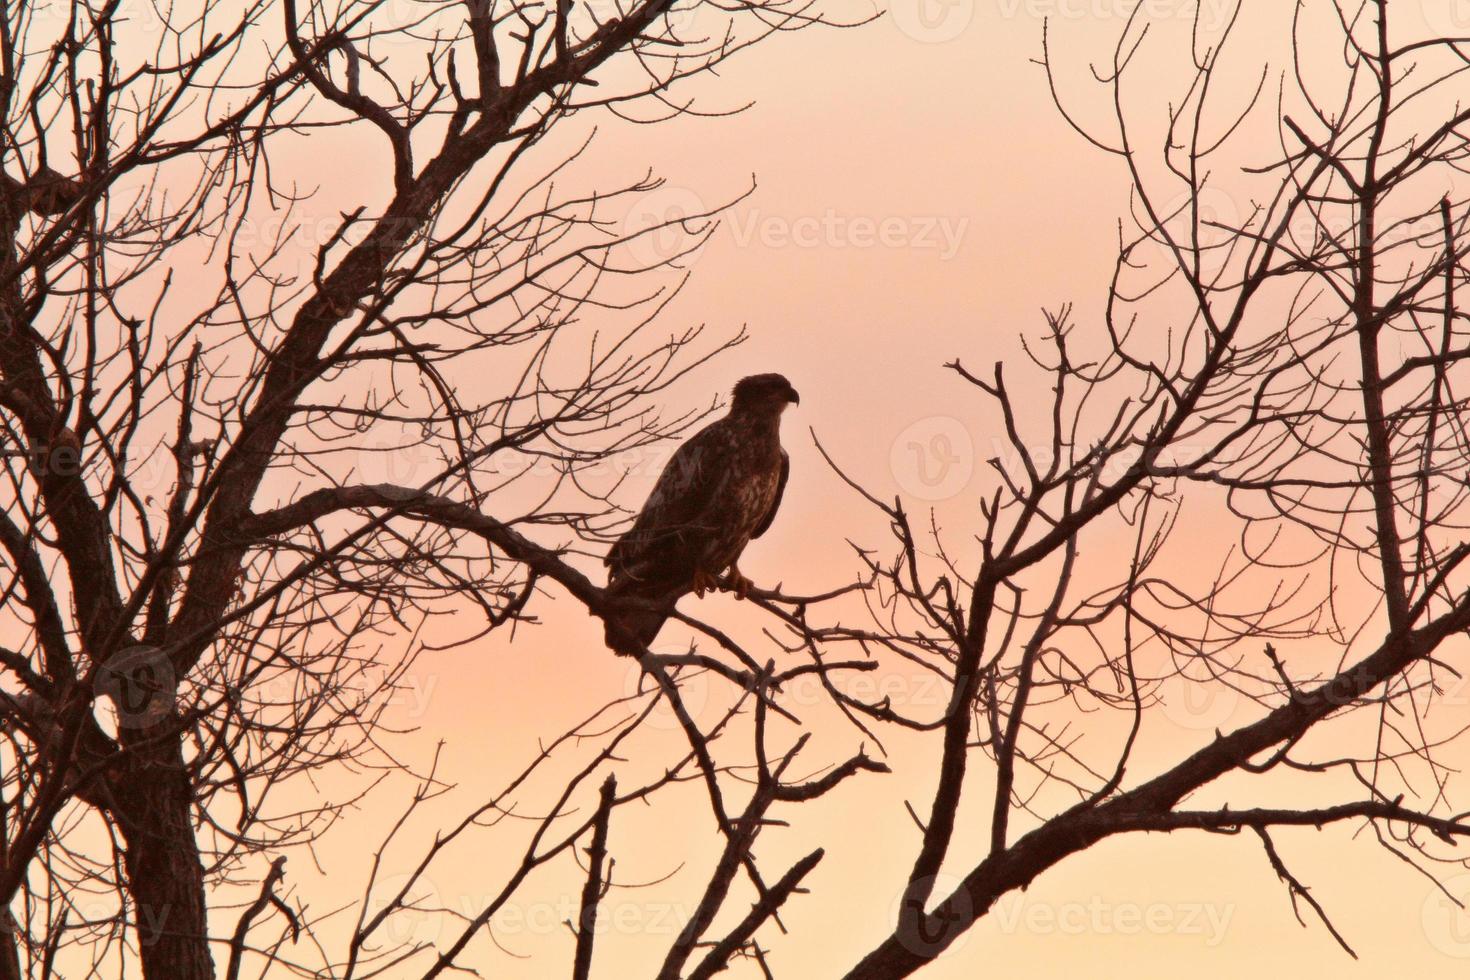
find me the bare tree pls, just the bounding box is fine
[304,3,1470,977]
[0,0,867,976]
[15,0,1470,977]
[821,1,1470,974]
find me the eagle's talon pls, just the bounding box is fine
[692,568,717,598]
[723,567,755,600]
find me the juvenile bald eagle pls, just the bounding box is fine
[603,373,800,656]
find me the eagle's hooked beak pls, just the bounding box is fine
[785,386,801,405]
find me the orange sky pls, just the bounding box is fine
[168,2,1470,977]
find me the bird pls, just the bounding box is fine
[603,373,800,656]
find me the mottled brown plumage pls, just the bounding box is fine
[604,374,799,655]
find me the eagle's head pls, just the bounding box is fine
[731,373,800,415]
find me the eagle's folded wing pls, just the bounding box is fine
[605,420,737,582]
[750,449,789,540]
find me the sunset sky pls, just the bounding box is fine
[141,0,1470,976]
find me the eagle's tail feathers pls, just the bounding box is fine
[604,608,667,657]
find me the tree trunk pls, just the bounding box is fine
[0,785,24,980]
[0,931,20,980]
[113,735,214,980]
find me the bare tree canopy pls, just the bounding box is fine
[7,0,1470,978]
